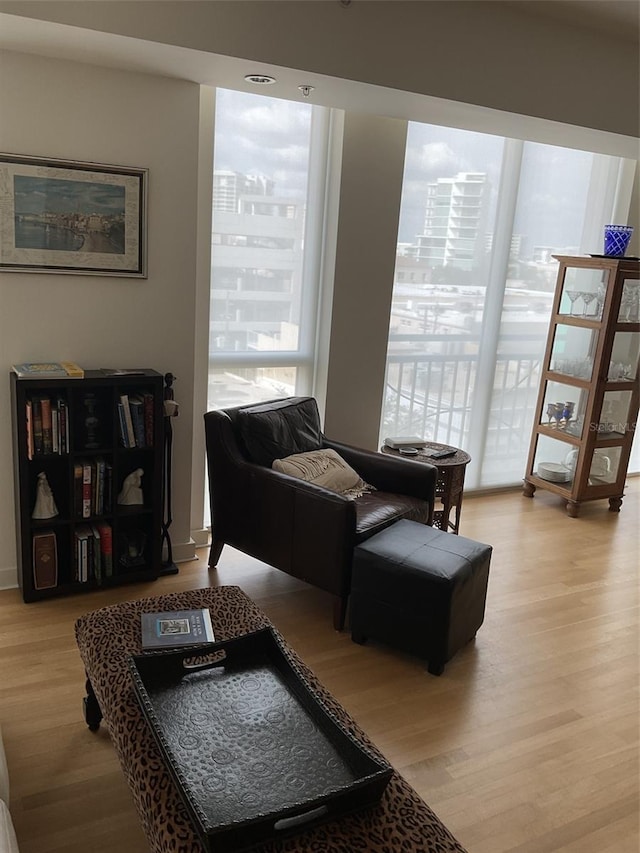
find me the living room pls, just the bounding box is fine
[0,2,638,851]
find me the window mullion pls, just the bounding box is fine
[464,137,524,488]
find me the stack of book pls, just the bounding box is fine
[25,395,70,459]
[73,458,113,518]
[117,393,154,448]
[74,522,112,584]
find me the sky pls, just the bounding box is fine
[213,89,599,258]
[14,176,125,215]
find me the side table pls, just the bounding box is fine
[381,442,471,534]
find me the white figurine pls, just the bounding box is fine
[32,471,58,519]
[117,468,144,506]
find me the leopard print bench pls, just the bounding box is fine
[75,585,468,853]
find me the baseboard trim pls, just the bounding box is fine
[190,527,210,548]
[172,538,197,563]
[0,566,18,591]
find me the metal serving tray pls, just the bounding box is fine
[128,627,392,852]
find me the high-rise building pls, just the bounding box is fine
[211,170,303,353]
[415,172,490,271]
[212,170,275,213]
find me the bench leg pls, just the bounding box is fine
[427,660,445,676]
[83,676,103,732]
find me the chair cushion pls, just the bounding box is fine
[236,397,323,467]
[0,725,8,806]
[354,491,431,542]
[272,448,372,498]
[0,800,19,853]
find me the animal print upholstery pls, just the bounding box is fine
[75,586,467,852]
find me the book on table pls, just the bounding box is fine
[141,609,215,650]
[383,436,428,449]
[12,361,84,378]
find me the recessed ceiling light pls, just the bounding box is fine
[244,74,277,85]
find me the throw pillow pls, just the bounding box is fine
[272,448,374,499]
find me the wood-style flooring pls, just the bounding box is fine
[0,482,638,852]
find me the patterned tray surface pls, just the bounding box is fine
[129,627,391,851]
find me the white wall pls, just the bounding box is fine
[0,50,203,587]
[324,113,407,449]
[1,0,638,138]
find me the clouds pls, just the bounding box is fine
[405,141,458,174]
[214,89,312,198]
[14,176,125,214]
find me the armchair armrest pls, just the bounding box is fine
[323,437,437,507]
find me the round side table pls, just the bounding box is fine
[381,441,471,534]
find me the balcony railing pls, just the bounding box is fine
[383,331,545,484]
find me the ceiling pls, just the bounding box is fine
[0,0,637,156]
[516,0,639,40]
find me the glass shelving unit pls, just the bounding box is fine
[523,255,639,517]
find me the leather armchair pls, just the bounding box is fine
[204,397,436,629]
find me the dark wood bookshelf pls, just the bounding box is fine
[10,369,164,602]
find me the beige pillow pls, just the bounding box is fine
[272,449,373,499]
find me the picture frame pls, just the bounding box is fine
[0,153,147,277]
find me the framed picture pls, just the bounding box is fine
[0,153,147,277]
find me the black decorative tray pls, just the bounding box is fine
[128,627,392,852]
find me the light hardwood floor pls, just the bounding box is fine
[0,482,638,852]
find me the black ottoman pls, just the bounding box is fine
[350,519,491,675]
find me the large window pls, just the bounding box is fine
[208,90,329,409]
[383,123,630,487]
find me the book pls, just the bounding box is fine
[32,530,57,590]
[75,525,92,583]
[140,609,215,650]
[82,462,92,519]
[32,397,43,454]
[143,392,154,446]
[383,436,428,449]
[119,394,136,448]
[100,368,147,376]
[57,397,69,454]
[96,522,113,578]
[90,524,102,584]
[12,361,84,379]
[25,399,34,460]
[128,395,145,447]
[39,397,53,454]
[73,462,83,517]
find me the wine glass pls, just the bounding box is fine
[565,289,581,315]
[595,283,606,320]
[581,290,596,317]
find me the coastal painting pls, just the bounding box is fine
[0,154,147,276]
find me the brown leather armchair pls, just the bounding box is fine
[204,397,436,629]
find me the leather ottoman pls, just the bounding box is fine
[351,519,491,675]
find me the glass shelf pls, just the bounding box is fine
[532,434,622,489]
[559,266,607,320]
[549,323,597,380]
[608,331,639,381]
[618,278,640,323]
[539,380,587,439]
[597,390,633,438]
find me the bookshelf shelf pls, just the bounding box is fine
[10,369,164,602]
